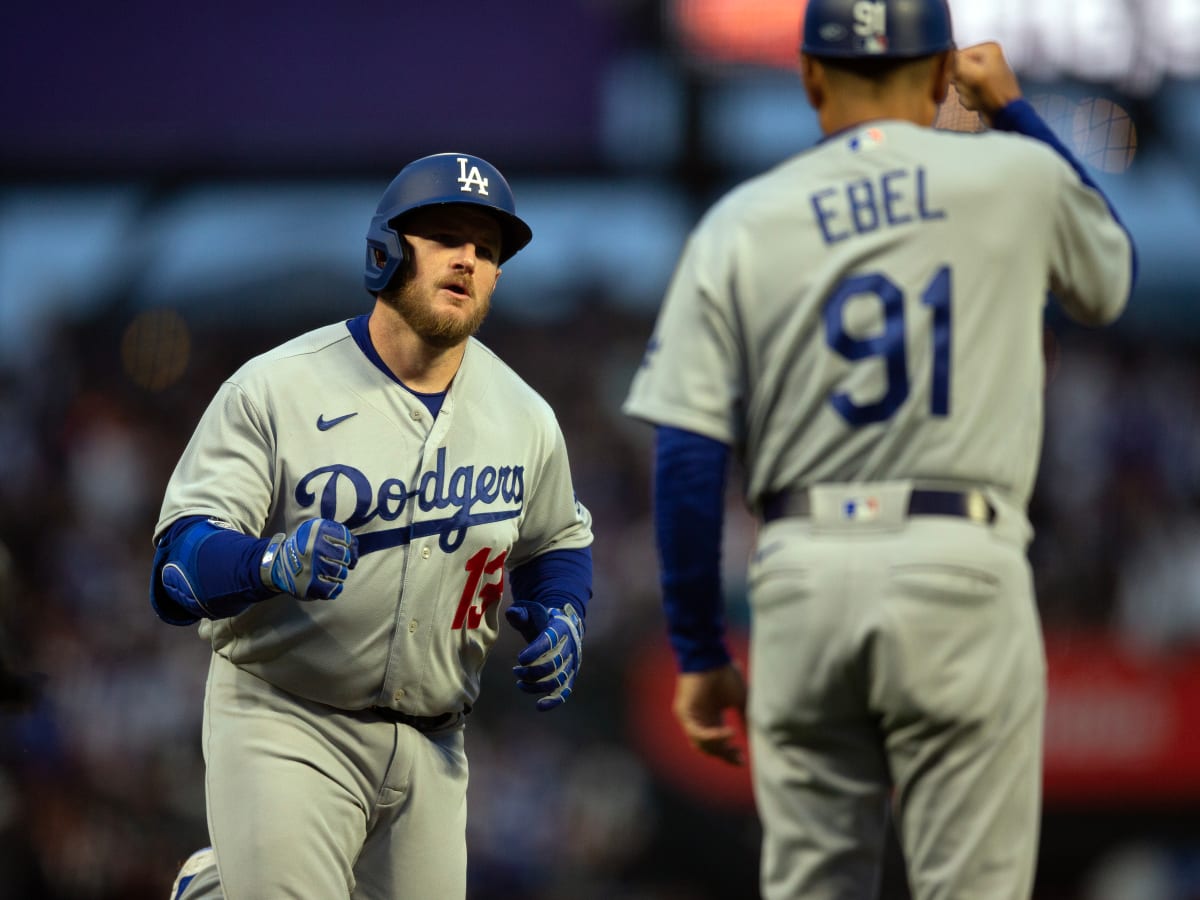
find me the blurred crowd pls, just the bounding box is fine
[1034,327,1200,650]
[2,286,1199,899]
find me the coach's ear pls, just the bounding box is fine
[932,49,954,105]
[798,52,826,112]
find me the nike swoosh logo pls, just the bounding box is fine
[316,412,358,431]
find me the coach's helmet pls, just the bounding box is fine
[801,0,953,59]
[364,152,534,294]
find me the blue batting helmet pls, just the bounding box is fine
[801,0,954,59]
[364,152,533,294]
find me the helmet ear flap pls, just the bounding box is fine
[364,219,411,295]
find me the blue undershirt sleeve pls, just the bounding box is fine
[508,546,593,618]
[654,425,731,672]
[150,515,275,625]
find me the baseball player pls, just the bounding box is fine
[624,1,1137,897]
[152,152,592,899]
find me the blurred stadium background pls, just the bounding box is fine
[2,1,1200,897]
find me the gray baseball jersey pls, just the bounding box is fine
[155,322,593,717]
[625,121,1133,524]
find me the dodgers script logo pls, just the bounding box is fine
[457,157,490,195]
[295,448,523,555]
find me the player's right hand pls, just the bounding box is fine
[259,518,359,601]
[673,663,748,766]
[952,42,1023,124]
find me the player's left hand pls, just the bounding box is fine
[506,601,584,712]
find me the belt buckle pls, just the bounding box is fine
[964,490,992,524]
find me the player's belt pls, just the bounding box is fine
[759,488,996,525]
[368,707,465,733]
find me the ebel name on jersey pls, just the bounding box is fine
[295,448,524,555]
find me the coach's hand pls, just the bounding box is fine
[952,42,1023,124]
[506,601,584,711]
[673,663,748,766]
[260,518,359,600]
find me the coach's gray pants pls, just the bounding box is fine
[748,504,1045,900]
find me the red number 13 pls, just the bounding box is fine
[451,547,507,630]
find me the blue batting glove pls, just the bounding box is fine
[506,601,584,712]
[260,518,358,600]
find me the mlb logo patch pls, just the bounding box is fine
[860,34,889,53]
[849,127,885,152]
[843,496,880,522]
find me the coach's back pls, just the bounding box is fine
[633,118,1133,529]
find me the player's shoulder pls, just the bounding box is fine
[463,338,558,422]
[678,162,793,258]
[692,136,867,233]
[964,125,1061,161]
[962,128,1081,202]
[920,124,1070,181]
[227,321,355,385]
[703,157,804,224]
[251,321,355,364]
[816,120,1063,171]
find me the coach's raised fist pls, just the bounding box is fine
[260,518,359,601]
[952,42,1023,123]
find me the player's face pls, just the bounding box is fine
[383,207,503,349]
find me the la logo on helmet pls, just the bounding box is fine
[457,157,490,196]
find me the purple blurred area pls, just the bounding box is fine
[1,1,615,172]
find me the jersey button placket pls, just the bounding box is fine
[385,415,448,707]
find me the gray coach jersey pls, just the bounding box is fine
[155,323,593,715]
[625,121,1133,523]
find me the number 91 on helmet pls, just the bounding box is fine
[801,0,954,60]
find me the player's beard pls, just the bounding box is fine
[381,279,491,349]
